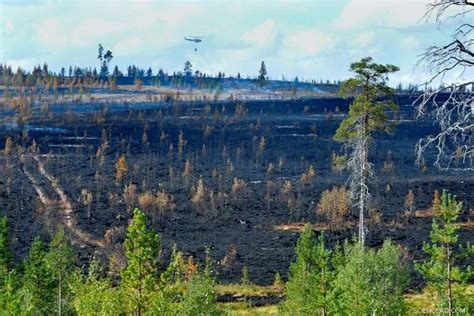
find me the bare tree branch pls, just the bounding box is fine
[416,1,473,170]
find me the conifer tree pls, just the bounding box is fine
[70,257,120,315]
[47,227,75,316]
[281,225,334,315]
[416,190,474,314]
[0,216,11,277]
[149,246,187,315]
[121,208,160,316]
[0,270,21,314]
[22,238,55,314]
[179,249,220,316]
[258,61,267,87]
[335,57,399,244]
[0,216,21,314]
[333,240,408,315]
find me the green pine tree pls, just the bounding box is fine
[179,249,220,316]
[333,240,408,315]
[150,245,187,314]
[121,208,160,316]
[70,257,120,315]
[0,216,21,314]
[335,57,399,244]
[280,225,334,315]
[0,215,12,278]
[47,227,75,316]
[21,238,55,314]
[416,190,474,314]
[0,270,22,315]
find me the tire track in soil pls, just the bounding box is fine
[21,154,105,248]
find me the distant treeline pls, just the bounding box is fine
[0,62,387,95]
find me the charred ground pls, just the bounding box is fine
[0,94,472,286]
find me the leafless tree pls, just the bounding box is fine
[415,0,473,170]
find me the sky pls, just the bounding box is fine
[0,0,468,86]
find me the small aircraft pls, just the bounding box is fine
[184,36,204,43]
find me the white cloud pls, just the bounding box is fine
[242,19,277,45]
[281,29,336,59]
[36,18,69,47]
[354,31,375,47]
[333,0,426,29]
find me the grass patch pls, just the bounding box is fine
[405,284,474,312]
[216,283,283,297]
[218,284,474,314]
[219,302,279,315]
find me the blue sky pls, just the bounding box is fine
[0,0,463,85]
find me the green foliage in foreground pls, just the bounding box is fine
[416,191,474,313]
[280,225,409,315]
[0,189,472,315]
[0,210,222,315]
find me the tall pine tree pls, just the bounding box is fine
[121,208,160,316]
[22,238,55,314]
[47,227,75,316]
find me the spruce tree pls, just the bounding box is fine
[258,61,267,86]
[22,238,55,314]
[121,208,160,316]
[416,190,474,314]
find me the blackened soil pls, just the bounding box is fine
[1,96,472,286]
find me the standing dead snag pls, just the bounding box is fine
[335,57,399,244]
[79,189,93,219]
[415,0,473,170]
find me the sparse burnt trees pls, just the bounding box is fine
[138,190,176,227]
[123,184,138,212]
[257,136,265,165]
[155,191,176,226]
[230,178,247,205]
[415,0,474,170]
[281,180,296,216]
[191,178,206,214]
[317,186,350,231]
[79,189,93,219]
[115,155,128,187]
[403,190,416,215]
[335,57,399,244]
[299,164,316,197]
[182,159,193,188]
